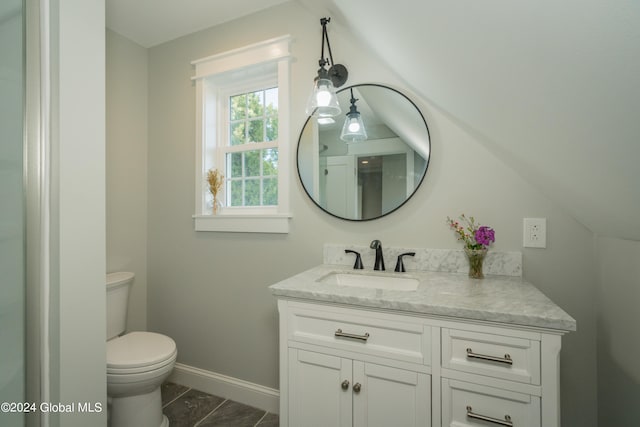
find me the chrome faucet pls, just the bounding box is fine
[370,240,385,271]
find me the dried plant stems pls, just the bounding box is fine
[207,168,224,199]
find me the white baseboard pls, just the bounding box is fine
[168,363,280,414]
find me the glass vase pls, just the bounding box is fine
[212,197,223,215]
[464,248,487,279]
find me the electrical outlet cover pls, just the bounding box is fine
[523,218,547,248]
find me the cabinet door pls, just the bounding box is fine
[353,361,430,427]
[289,349,353,427]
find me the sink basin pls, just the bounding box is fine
[319,272,419,291]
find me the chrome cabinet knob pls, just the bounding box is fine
[341,380,350,390]
[353,382,362,393]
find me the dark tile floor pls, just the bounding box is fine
[161,382,279,427]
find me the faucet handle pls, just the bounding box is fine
[345,250,364,270]
[394,252,416,272]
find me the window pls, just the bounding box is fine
[226,87,279,207]
[192,36,291,232]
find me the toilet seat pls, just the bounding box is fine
[107,351,176,375]
[107,332,176,374]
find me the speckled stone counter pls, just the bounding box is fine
[269,264,576,332]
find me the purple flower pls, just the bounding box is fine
[474,226,495,247]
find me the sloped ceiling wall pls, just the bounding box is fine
[301,0,640,241]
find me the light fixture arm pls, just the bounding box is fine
[320,17,335,68]
[316,17,348,88]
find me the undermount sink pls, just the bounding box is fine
[319,271,419,291]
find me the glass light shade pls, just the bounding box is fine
[305,76,341,117]
[340,112,367,142]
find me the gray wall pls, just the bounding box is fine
[597,236,640,426]
[106,29,149,332]
[104,2,598,425]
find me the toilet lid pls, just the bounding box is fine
[107,332,176,369]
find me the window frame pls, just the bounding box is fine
[192,36,291,233]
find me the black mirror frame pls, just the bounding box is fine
[296,83,431,221]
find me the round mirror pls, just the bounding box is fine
[297,84,431,221]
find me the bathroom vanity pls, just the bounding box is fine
[269,247,575,427]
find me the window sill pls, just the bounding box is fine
[193,213,292,233]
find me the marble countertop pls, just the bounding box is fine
[269,264,576,332]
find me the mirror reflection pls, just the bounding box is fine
[297,84,430,220]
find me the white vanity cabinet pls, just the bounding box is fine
[270,262,575,427]
[280,301,431,427]
[276,299,566,427]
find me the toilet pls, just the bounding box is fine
[106,272,177,427]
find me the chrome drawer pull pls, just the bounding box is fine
[466,348,513,365]
[335,329,370,342]
[466,406,513,426]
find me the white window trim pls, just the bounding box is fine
[191,36,292,233]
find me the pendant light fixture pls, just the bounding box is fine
[340,88,367,142]
[305,17,348,118]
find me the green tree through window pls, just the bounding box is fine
[226,88,278,206]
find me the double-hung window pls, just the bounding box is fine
[192,36,291,233]
[224,85,279,208]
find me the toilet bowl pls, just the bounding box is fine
[106,272,177,427]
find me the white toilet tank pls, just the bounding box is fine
[106,272,134,340]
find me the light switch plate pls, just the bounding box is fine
[523,218,547,248]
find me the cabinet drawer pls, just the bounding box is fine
[442,328,540,384]
[442,379,540,427]
[288,304,428,364]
